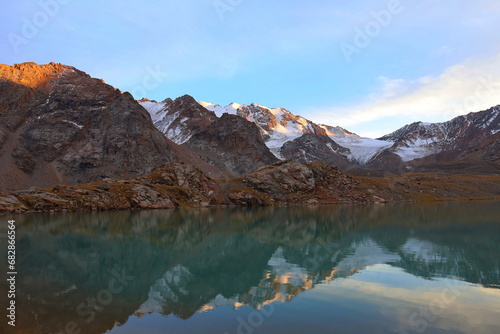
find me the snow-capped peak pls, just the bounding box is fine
[198,101,241,117]
[142,95,500,167]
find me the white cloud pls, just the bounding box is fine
[307,53,500,137]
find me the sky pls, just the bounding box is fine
[1,0,500,137]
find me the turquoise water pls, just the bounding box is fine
[1,201,500,334]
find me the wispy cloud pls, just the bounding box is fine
[307,53,500,137]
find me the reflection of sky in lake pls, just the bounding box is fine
[109,254,500,334]
[1,201,499,334]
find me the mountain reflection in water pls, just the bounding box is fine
[1,201,499,334]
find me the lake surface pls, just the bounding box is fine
[1,201,500,334]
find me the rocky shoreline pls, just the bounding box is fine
[1,161,499,215]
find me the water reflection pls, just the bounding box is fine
[0,201,499,334]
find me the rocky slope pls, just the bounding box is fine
[1,160,498,214]
[373,106,500,171]
[184,113,279,175]
[139,95,218,144]
[140,96,281,176]
[0,63,236,193]
[279,133,351,169]
[0,63,181,192]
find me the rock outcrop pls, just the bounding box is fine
[184,113,280,176]
[280,133,351,169]
[2,160,498,214]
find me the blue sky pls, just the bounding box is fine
[1,0,500,137]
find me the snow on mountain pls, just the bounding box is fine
[379,122,448,162]
[200,101,399,164]
[201,101,321,159]
[379,106,500,162]
[139,99,187,143]
[320,125,393,164]
[198,101,241,117]
[142,95,499,167]
[139,100,169,124]
[144,97,396,164]
[139,96,217,144]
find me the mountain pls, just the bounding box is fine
[1,62,498,195]
[0,63,224,192]
[139,95,218,144]
[279,133,351,169]
[199,101,358,161]
[197,100,500,173]
[371,106,500,173]
[184,113,279,175]
[198,101,412,166]
[140,97,280,176]
[379,106,500,160]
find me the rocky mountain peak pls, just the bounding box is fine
[376,106,500,163]
[139,95,217,144]
[0,62,87,91]
[0,62,181,192]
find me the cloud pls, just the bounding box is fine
[307,53,500,137]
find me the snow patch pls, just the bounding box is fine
[200,101,239,117]
[62,120,84,129]
[139,100,168,123]
[394,146,433,162]
[332,137,393,164]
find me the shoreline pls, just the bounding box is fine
[1,161,499,216]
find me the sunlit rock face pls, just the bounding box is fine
[0,62,179,192]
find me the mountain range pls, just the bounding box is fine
[0,62,499,198]
[141,94,500,176]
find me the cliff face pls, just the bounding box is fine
[0,62,179,192]
[141,97,281,176]
[184,114,279,176]
[139,95,218,144]
[279,133,351,169]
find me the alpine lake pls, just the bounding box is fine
[1,200,500,334]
